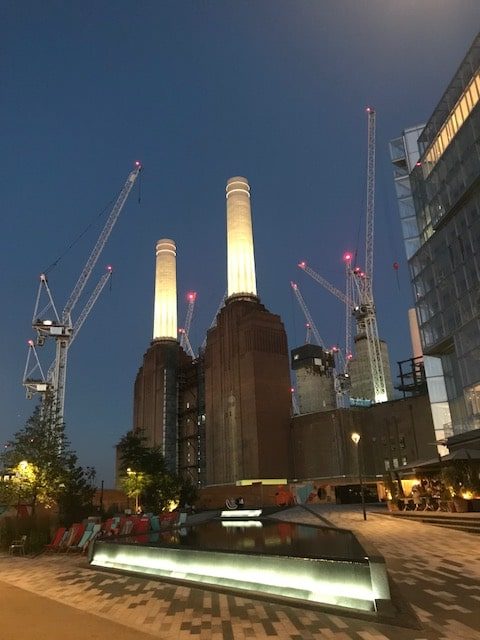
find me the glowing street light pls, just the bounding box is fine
[351,433,367,521]
[126,468,141,513]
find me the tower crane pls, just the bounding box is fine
[179,291,197,358]
[291,282,348,407]
[23,162,142,420]
[290,282,325,348]
[298,260,354,367]
[298,108,388,403]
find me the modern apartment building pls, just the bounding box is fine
[390,33,480,448]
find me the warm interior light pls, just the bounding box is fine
[351,432,361,445]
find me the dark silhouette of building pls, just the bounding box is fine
[204,296,292,484]
[133,340,192,474]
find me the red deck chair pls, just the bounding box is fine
[44,527,67,553]
[59,523,85,552]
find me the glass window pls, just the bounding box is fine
[471,80,479,103]
[395,178,411,198]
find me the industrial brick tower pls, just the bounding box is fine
[204,177,292,484]
[133,239,191,474]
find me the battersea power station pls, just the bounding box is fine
[129,176,436,506]
[132,177,292,490]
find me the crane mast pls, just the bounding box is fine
[344,254,354,366]
[355,107,388,403]
[297,108,388,403]
[23,163,141,421]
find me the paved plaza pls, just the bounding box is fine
[1,506,479,639]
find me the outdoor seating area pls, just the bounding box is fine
[396,479,452,512]
[38,510,188,556]
[8,534,27,555]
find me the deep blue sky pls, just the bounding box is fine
[1,2,479,486]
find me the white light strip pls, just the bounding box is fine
[220,509,262,518]
[221,520,263,528]
[91,546,375,609]
[226,188,250,198]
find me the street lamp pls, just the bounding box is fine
[351,432,367,521]
[127,468,140,513]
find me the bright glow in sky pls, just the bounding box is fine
[1,2,479,485]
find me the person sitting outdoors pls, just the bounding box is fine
[411,484,424,511]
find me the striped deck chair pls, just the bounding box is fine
[44,527,67,553]
[79,524,102,555]
[66,522,94,553]
[60,523,85,552]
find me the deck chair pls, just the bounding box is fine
[9,535,27,555]
[120,519,134,536]
[82,524,101,554]
[66,523,93,553]
[59,523,85,552]
[44,527,67,553]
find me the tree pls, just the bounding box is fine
[0,400,96,521]
[117,430,186,513]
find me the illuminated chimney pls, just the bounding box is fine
[153,239,177,340]
[226,177,257,298]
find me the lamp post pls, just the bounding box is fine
[351,432,367,521]
[127,468,140,513]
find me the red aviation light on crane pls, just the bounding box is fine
[290,387,295,394]
[186,291,197,302]
[343,253,352,262]
[27,339,34,347]
[134,160,142,168]
[290,281,298,290]
[106,265,113,272]
[298,261,306,269]
[365,106,375,114]
[178,328,185,334]
[347,353,353,360]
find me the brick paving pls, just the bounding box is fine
[0,505,479,639]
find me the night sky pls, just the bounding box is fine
[1,2,479,486]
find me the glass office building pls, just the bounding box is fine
[391,33,480,440]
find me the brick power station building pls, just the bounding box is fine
[126,175,436,504]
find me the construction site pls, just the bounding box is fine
[21,109,436,505]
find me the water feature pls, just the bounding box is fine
[89,512,391,614]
